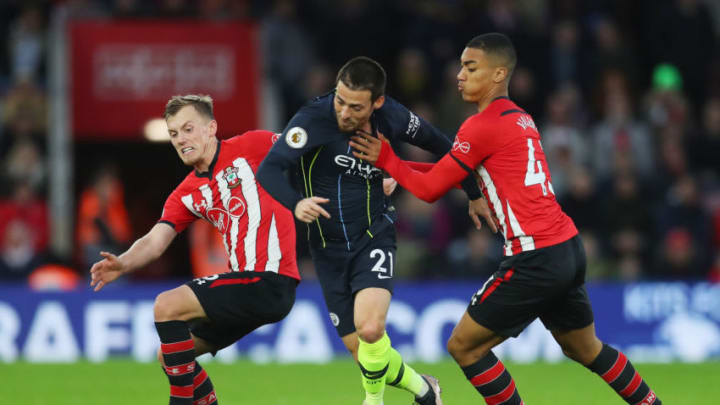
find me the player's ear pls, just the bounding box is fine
[207,119,218,137]
[493,67,508,83]
[372,95,385,110]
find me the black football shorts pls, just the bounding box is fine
[467,235,594,337]
[186,271,297,350]
[311,228,396,337]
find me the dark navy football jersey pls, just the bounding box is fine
[257,92,479,251]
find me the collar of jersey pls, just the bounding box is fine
[194,139,222,179]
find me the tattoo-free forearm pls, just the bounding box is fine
[117,224,174,273]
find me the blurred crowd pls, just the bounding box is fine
[0,0,718,285]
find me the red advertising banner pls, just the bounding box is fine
[70,21,259,139]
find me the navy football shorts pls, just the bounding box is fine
[311,228,396,337]
[186,271,297,350]
[467,235,594,338]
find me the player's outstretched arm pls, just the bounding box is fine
[380,159,495,232]
[351,134,467,202]
[89,223,176,291]
[352,130,457,178]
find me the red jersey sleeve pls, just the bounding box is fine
[158,188,197,233]
[448,115,498,173]
[375,142,468,202]
[401,160,462,189]
[404,161,433,172]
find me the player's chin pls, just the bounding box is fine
[339,123,357,132]
[178,154,196,166]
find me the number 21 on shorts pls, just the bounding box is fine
[370,249,393,279]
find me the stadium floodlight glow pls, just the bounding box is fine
[143,118,170,142]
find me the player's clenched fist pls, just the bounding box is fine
[294,196,331,223]
[89,251,126,291]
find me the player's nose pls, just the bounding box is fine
[340,108,349,119]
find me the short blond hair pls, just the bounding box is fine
[164,94,214,120]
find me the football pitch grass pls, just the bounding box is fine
[3,359,718,404]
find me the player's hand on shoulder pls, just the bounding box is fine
[294,197,331,223]
[383,178,398,196]
[89,251,125,292]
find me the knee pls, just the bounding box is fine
[447,333,491,365]
[562,347,594,365]
[560,337,602,365]
[356,321,385,343]
[446,333,469,361]
[154,291,180,322]
[560,346,580,362]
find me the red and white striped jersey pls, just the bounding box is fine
[159,130,299,279]
[451,97,577,256]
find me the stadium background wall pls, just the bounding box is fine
[1,281,718,364]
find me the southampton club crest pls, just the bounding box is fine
[222,166,241,189]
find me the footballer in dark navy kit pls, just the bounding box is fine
[259,92,475,250]
[257,56,493,405]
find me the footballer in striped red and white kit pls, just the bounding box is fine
[355,96,577,258]
[446,97,578,257]
[351,34,661,405]
[90,95,298,405]
[159,129,297,278]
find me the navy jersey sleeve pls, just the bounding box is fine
[378,96,452,152]
[257,107,333,211]
[378,97,482,200]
